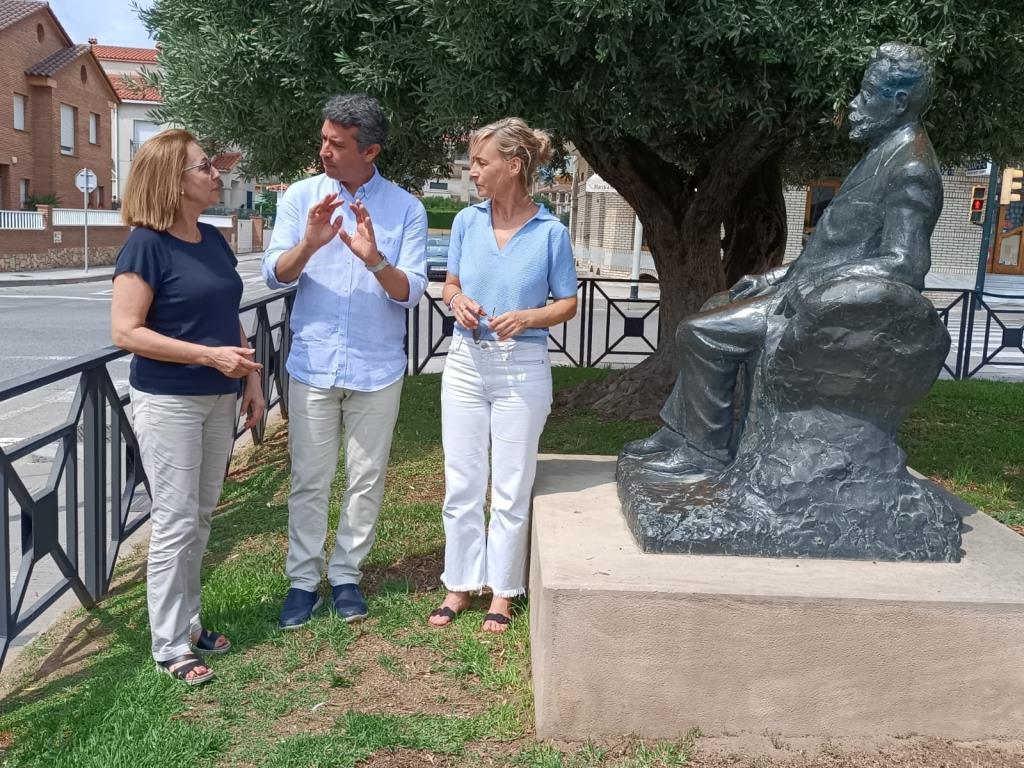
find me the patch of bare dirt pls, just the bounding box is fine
[364,550,446,594]
[398,473,446,506]
[691,733,1024,767]
[228,531,289,558]
[362,747,456,768]
[270,633,494,740]
[228,422,290,481]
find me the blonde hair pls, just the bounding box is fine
[469,117,553,189]
[121,128,196,231]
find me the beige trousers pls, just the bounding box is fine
[130,387,236,662]
[285,377,403,591]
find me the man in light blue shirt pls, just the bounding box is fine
[263,94,427,629]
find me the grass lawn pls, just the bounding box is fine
[0,370,1019,767]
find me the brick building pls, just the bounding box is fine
[89,42,160,205]
[0,0,118,211]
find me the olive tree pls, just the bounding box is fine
[145,0,1024,415]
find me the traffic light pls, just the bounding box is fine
[969,185,987,225]
[1000,167,1024,205]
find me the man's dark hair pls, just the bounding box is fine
[322,94,389,150]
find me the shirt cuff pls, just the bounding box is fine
[386,267,427,309]
[262,251,298,290]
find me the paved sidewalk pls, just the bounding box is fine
[0,265,114,287]
[0,252,266,287]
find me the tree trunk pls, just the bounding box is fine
[557,127,786,420]
[722,151,788,285]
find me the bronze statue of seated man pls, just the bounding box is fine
[625,41,942,477]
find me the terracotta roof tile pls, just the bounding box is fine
[110,73,161,103]
[25,43,90,77]
[213,152,242,172]
[0,0,45,32]
[91,44,158,63]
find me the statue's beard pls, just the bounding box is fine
[848,112,898,143]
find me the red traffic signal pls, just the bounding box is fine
[969,186,987,225]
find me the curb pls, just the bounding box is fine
[0,271,113,288]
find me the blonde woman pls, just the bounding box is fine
[111,129,265,685]
[429,118,577,632]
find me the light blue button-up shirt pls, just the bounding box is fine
[262,169,428,391]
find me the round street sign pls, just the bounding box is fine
[75,168,98,193]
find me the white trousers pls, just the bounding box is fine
[440,335,552,597]
[130,387,237,662]
[285,377,403,591]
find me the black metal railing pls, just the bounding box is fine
[0,290,294,668]
[407,281,1024,382]
[1,277,1021,669]
[925,287,1024,379]
[408,278,662,373]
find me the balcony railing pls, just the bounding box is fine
[0,210,44,230]
[52,209,123,227]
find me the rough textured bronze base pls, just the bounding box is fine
[617,447,962,562]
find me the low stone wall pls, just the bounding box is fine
[0,246,121,272]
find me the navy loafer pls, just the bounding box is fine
[279,587,323,630]
[331,583,368,623]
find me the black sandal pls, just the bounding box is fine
[482,612,510,627]
[429,606,460,626]
[191,629,231,655]
[156,653,215,686]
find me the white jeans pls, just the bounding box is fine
[285,376,403,591]
[130,387,237,662]
[440,335,552,597]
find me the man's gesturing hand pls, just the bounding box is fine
[338,200,382,266]
[303,193,344,251]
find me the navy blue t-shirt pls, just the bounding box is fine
[114,223,244,396]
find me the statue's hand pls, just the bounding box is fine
[729,274,770,302]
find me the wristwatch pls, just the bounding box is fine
[366,253,390,273]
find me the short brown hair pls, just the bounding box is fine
[121,128,196,231]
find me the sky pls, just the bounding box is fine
[47,0,156,47]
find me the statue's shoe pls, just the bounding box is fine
[643,444,729,476]
[621,427,686,457]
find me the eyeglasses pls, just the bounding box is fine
[472,308,497,343]
[182,158,214,175]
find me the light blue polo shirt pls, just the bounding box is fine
[448,201,577,343]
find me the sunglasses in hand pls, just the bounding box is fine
[471,307,497,343]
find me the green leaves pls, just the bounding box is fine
[146,0,1024,183]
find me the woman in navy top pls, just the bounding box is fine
[111,129,265,685]
[428,118,578,632]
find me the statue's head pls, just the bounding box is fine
[848,42,934,144]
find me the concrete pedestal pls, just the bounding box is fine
[529,455,1024,740]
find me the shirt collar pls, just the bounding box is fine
[333,166,384,202]
[472,199,557,221]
